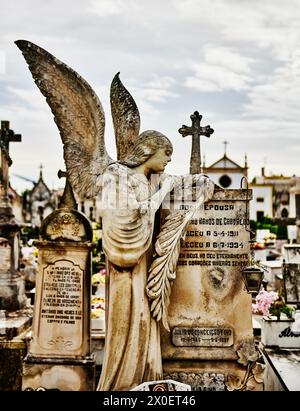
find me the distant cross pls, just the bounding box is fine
[223,140,228,156]
[0,121,22,207]
[39,163,44,179]
[178,111,214,174]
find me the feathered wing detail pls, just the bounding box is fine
[15,40,114,198]
[146,177,215,331]
[110,72,140,161]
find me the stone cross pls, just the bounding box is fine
[0,121,21,208]
[223,140,228,156]
[178,111,214,174]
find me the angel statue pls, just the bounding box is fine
[16,40,215,391]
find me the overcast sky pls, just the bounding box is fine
[1,0,300,193]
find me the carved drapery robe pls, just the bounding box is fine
[98,164,163,391]
[98,164,213,391]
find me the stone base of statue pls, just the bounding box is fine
[21,207,96,391]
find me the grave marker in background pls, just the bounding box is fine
[22,178,95,391]
[0,121,32,391]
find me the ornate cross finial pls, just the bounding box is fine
[178,111,214,174]
[223,140,228,156]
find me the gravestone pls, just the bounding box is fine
[159,117,263,391]
[0,121,32,391]
[161,189,264,391]
[22,178,95,391]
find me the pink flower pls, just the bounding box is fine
[252,289,279,316]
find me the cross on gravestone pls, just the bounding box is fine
[178,111,214,174]
[0,121,22,207]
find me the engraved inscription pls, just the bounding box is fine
[172,327,234,347]
[38,259,83,351]
[177,202,250,268]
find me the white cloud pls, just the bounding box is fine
[133,75,179,103]
[184,48,254,92]
[88,0,124,17]
[0,51,5,74]
[1,0,300,190]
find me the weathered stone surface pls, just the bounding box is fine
[22,359,95,391]
[163,360,263,391]
[0,308,32,339]
[28,208,93,359]
[22,206,95,390]
[161,189,253,361]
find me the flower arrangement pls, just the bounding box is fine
[92,268,106,297]
[91,268,107,286]
[91,296,105,319]
[252,288,294,320]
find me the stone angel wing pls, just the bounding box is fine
[15,39,112,198]
[110,72,140,161]
[146,177,214,331]
[15,40,121,199]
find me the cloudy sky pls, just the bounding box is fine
[1,0,300,193]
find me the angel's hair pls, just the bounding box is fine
[120,130,173,168]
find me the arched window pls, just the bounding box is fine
[281,208,288,218]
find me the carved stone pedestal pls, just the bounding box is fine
[22,208,95,391]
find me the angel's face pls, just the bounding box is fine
[147,147,172,173]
